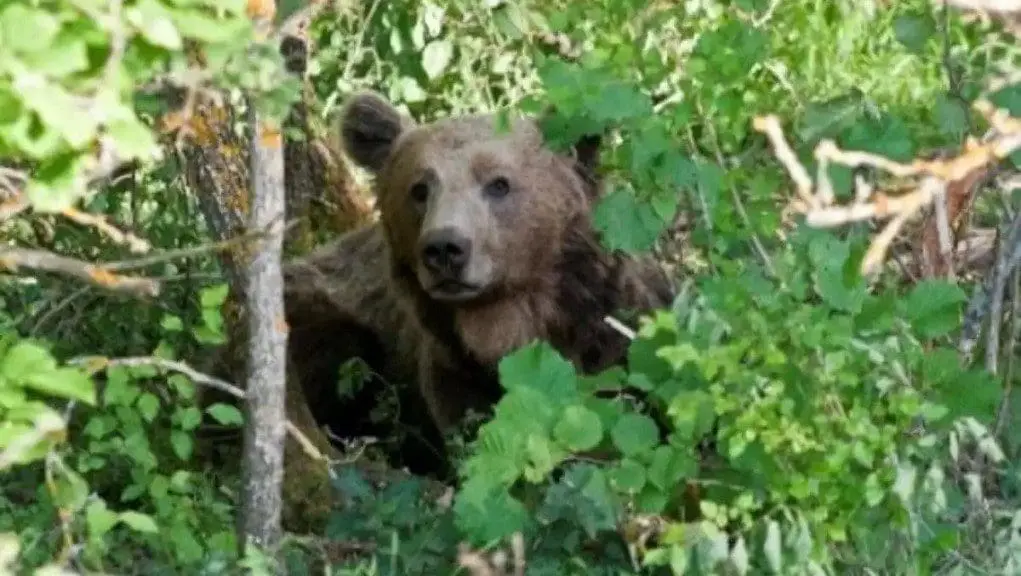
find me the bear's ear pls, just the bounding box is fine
[339,91,413,173]
[571,133,602,176]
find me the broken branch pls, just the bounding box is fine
[754,97,1021,276]
[0,248,160,297]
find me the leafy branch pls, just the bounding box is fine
[69,355,327,463]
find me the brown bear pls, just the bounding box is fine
[282,91,676,478]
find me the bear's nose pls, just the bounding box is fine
[419,228,472,276]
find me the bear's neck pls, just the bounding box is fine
[398,226,633,375]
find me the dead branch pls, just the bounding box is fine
[0,248,160,297]
[960,211,1021,369]
[754,97,1021,277]
[104,219,299,271]
[60,207,151,254]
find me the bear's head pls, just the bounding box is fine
[339,91,608,362]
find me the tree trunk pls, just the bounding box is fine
[174,30,374,534]
[239,97,288,552]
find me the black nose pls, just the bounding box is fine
[419,228,472,276]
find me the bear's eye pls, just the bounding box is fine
[484,176,510,199]
[410,181,429,204]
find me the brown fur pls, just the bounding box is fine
[283,92,675,475]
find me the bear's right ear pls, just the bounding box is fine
[339,92,413,174]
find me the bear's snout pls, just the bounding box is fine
[419,227,472,278]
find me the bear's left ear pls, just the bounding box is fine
[571,133,602,176]
[339,91,415,174]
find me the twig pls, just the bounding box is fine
[104,218,299,271]
[604,316,637,340]
[0,248,160,297]
[960,211,1021,365]
[755,98,1021,276]
[60,207,151,254]
[752,115,816,209]
[68,356,327,462]
[704,118,777,276]
[30,285,92,337]
[985,210,1021,374]
[996,268,1020,434]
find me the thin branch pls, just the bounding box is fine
[960,211,1021,364]
[68,356,327,462]
[604,316,637,340]
[752,115,816,209]
[996,268,1020,435]
[0,248,160,297]
[754,98,1021,276]
[60,207,151,254]
[104,218,299,271]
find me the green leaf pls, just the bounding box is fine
[170,430,193,460]
[498,341,577,401]
[935,94,969,140]
[25,368,96,405]
[611,413,659,457]
[554,405,603,452]
[798,91,865,143]
[398,77,427,103]
[200,283,230,308]
[160,315,184,332]
[20,81,99,149]
[169,8,251,43]
[764,520,783,573]
[86,500,119,541]
[106,116,158,162]
[903,279,966,339]
[136,393,161,423]
[647,445,697,489]
[1,342,56,382]
[537,464,619,539]
[893,14,935,54]
[453,479,530,544]
[119,511,159,533]
[730,535,749,575]
[840,112,915,163]
[421,39,453,80]
[128,0,183,50]
[0,5,60,53]
[21,33,90,78]
[51,467,89,512]
[206,403,244,426]
[593,186,665,253]
[609,459,647,493]
[177,406,203,431]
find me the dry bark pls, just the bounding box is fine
[172,31,377,534]
[239,101,288,551]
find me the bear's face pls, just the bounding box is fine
[340,92,602,306]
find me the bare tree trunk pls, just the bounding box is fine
[171,23,374,533]
[240,100,288,552]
